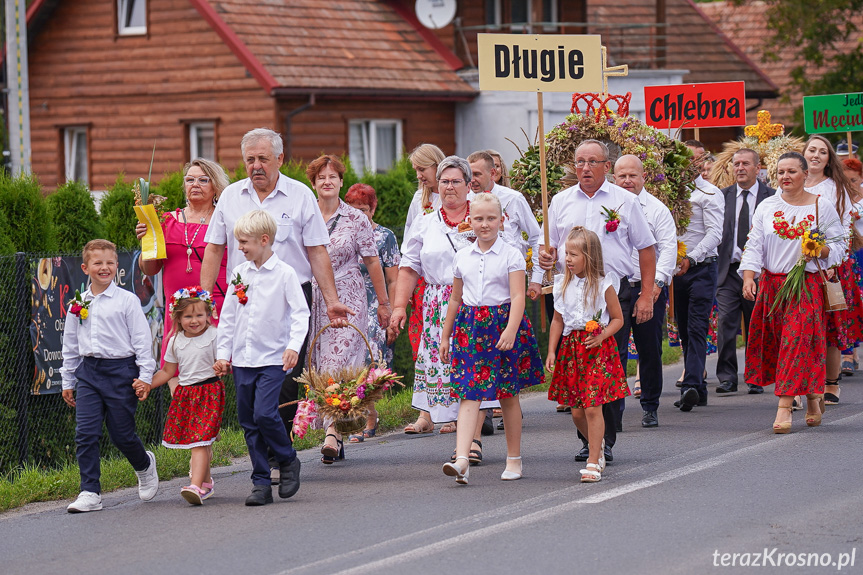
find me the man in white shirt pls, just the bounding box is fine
[201,128,353,445]
[539,140,657,462]
[614,155,678,428]
[715,149,775,395]
[674,141,725,412]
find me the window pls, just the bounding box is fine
[189,123,216,161]
[64,127,88,185]
[349,120,402,174]
[485,0,558,31]
[118,0,146,36]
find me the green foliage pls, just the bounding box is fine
[99,176,138,250]
[360,155,416,243]
[46,181,103,253]
[0,210,16,255]
[0,173,56,252]
[153,170,186,213]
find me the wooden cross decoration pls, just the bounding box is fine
[745,110,784,143]
[601,46,629,98]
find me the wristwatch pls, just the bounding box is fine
[655,279,667,288]
[685,256,697,268]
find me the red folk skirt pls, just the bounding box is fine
[825,258,863,349]
[407,278,426,362]
[162,379,225,448]
[744,271,826,396]
[548,330,629,408]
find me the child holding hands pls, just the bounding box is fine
[440,193,544,484]
[61,239,159,513]
[134,286,224,505]
[214,210,309,506]
[546,227,629,483]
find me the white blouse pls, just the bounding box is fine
[401,210,475,285]
[739,194,845,277]
[164,326,218,386]
[452,238,526,307]
[553,273,620,336]
[403,189,441,248]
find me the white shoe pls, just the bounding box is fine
[442,456,470,485]
[500,456,523,481]
[67,491,102,513]
[136,450,159,501]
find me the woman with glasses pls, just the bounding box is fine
[136,158,230,372]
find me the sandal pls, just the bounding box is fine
[349,425,378,443]
[321,434,345,464]
[442,456,470,485]
[805,394,825,427]
[791,396,803,411]
[404,417,434,434]
[439,421,457,434]
[556,404,572,413]
[180,484,206,505]
[772,406,793,434]
[468,440,483,465]
[580,463,602,483]
[633,379,641,398]
[824,382,840,405]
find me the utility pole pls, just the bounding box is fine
[4,0,31,175]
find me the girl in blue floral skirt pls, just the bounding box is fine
[439,193,544,485]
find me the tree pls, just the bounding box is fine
[99,176,138,250]
[46,181,103,252]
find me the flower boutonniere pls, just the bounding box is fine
[584,310,604,336]
[68,290,90,324]
[232,273,249,305]
[601,204,622,233]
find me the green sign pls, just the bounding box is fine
[803,92,863,134]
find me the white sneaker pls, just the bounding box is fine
[67,491,102,513]
[135,450,159,501]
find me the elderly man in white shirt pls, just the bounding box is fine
[539,139,657,463]
[201,128,353,446]
[674,141,725,413]
[614,155,678,428]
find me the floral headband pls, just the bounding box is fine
[168,285,213,314]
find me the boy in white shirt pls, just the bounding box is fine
[215,210,310,506]
[61,239,159,513]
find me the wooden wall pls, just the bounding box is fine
[28,0,276,189]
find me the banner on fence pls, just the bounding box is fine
[644,81,747,129]
[29,252,164,395]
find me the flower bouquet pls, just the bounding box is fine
[134,145,168,260]
[770,228,828,315]
[584,311,604,337]
[291,324,403,437]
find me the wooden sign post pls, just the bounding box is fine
[803,92,863,157]
[478,34,622,329]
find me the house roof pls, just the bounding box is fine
[25,0,474,100]
[699,1,858,126]
[191,0,475,99]
[588,0,778,98]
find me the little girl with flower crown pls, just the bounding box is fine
[546,227,629,483]
[134,286,224,505]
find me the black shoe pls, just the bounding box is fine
[697,395,708,407]
[496,418,505,431]
[615,422,623,433]
[679,388,699,412]
[716,381,738,394]
[747,384,764,394]
[481,411,495,436]
[245,485,273,506]
[278,457,301,499]
[641,411,658,427]
[604,445,613,462]
[675,379,683,388]
[574,444,589,462]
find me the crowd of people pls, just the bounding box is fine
[58,127,862,511]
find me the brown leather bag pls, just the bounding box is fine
[814,200,847,312]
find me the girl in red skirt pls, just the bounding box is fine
[134,287,225,504]
[741,152,845,433]
[546,227,628,483]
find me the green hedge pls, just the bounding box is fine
[46,181,104,253]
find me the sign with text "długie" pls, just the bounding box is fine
[804,92,863,134]
[477,34,603,92]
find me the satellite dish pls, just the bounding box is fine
[415,0,457,29]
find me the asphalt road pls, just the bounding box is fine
[3,351,862,575]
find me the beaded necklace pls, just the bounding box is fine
[181,208,213,273]
[440,201,470,227]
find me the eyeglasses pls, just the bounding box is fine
[184,176,211,185]
[574,160,608,168]
[439,179,465,188]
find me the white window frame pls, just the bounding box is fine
[118,0,147,36]
[64,127,88,185]
[349,119,403,174]
[189,122,216,161]
[488,0,558,32]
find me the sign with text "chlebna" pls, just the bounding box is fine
[478,34,603,92]
[644,81,746,129]
[804,92,863,134]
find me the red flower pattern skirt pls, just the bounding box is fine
[548,330,629,408]
[162,379,225,448]
[744,271,826,396]
[825,258,863,349]
[407,278,426,362]
[450,304,544,401]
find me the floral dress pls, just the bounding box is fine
[358,225,400,365]
[311,201,377,371]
